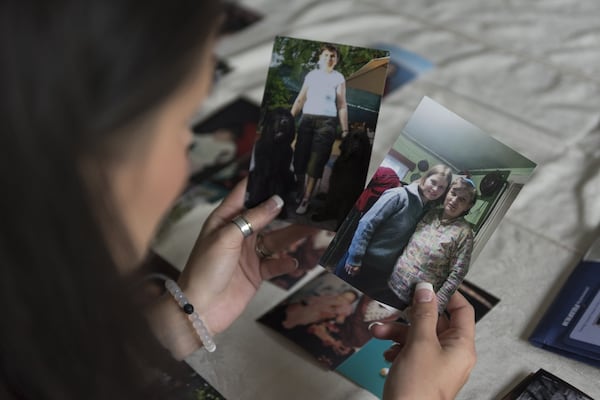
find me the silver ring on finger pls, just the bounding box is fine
[231,215,253,238]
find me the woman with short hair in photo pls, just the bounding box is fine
[386,177,478,312]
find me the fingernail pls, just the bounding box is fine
[267,195,284,212]
[414,282,434,303]
[367,321,383,331]
[291,258,299,270]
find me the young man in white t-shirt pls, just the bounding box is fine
[290,45,349,215]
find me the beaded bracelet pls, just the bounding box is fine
[164,279,216,353]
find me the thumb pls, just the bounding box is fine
[407,282,439,342]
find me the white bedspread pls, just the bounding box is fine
[155,0,600,398]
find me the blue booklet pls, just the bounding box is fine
[529,237,600,368]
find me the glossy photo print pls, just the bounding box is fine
[319,96,537,312]
[258,271,401,370]
[244,36,390,231]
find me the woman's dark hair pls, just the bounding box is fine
[0,1,222,398]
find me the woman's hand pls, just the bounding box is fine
[150,179,317,359]
[370,283,477,400]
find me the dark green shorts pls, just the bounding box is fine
[293,114,337,178]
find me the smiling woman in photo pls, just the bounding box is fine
[334,165,452,301]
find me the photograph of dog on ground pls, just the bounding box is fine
[245,36,390,231]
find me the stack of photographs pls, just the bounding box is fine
[155,31,541,398]
[254,86,535,397]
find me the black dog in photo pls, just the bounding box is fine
[312,128,372,229]
[245,108,296,214]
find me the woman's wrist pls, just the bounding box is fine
[164,279,216,352]
[145,293,205,360]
